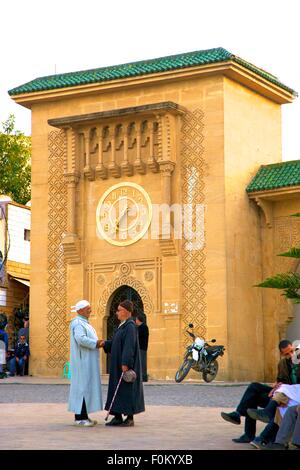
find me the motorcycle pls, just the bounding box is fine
[175,323,225,383]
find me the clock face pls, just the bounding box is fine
[96,182,152,246]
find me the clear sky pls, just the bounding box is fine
[1,0,299,161]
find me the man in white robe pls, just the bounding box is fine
[274,384,300,419]
[68,300,103,426]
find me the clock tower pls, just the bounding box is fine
[9,48,295,380]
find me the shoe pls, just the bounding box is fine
[120,417,134,427]
[88,419,98,425]
[232,434,254,443]
[250,437,267,449]
[221,411,241,425]
[289,443,300,450]
[247,408,271,423]
[105,417,123,426]
[74,420,96,427]
[259,442,287,450]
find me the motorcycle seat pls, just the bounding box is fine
[206,345,223,353]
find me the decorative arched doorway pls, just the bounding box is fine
[106,285,145,372]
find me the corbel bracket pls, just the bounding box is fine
[254,197,273,228]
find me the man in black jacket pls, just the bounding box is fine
[135,314,149,382]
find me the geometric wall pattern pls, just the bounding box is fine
[274,215,300,334]
[47,130,68,369]
[98,273,154,319]
[180,109,207,340]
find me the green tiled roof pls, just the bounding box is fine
[246,160,300,193]
[8,47,296,96]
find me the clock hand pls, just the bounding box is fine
[115,206,129,232]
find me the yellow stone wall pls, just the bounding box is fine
[7,260,30,280]
[26,70,292,380]
[251,194,300,381]
[223,78,282,381]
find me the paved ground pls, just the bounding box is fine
[0,381,249,407]
[0,403,265,450]
[0,378,266,450]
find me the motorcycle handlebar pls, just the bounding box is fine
[187,330,195,339]
[185,329,218,344]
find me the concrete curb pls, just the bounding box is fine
[0,376,266,387]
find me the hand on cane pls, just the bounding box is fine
[122,365,129,372]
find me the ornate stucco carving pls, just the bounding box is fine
[87,258,162,317]
[62,128,81,264]
[274,216,300,335]
[180,109,206,340]
[48,102,185,181]
[98,275,154,317]
[47,130,68,369]
[255,197,273,228]
[144,271,154,282]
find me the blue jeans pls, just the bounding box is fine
[9,357,26,375]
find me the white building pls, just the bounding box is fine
[0,196,30,346]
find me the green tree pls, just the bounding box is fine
[256,213,300,303]
[0,114,31,205]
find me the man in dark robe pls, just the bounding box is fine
[101,300,145,427]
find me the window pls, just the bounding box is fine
[24,229,31,241]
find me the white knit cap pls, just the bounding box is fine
[71,300,90,313]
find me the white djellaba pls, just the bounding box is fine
[68,300,103,416]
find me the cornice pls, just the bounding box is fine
[48,102,186,129]
[11,61,295,109]
[248,185,300,201]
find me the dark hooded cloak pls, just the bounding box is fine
[104,317,145,415]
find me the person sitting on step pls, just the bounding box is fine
[220,340,300,445]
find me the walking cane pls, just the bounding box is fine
[105,372,124,421]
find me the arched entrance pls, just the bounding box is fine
[106,285,145,372]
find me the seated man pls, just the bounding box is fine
[9,335,30,376]
[248,384,300,423]
[220,340,300,444]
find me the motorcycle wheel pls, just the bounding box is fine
[175,358,193,383]
[202,359,219,383]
